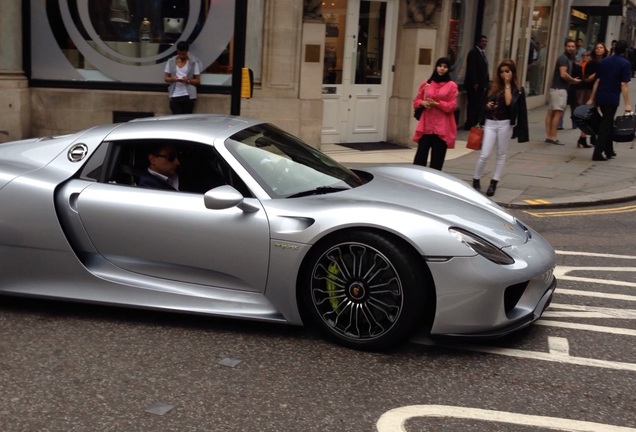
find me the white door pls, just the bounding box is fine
[321,0,397,144]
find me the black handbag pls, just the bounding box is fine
[612,113,636,143]
[413,106,425,120]
[572,104,601,136]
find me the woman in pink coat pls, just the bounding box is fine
[412,57,458,170]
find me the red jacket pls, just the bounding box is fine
[412,80,458,148]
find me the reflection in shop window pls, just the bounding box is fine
[31,0,263,87]
[355,1,386,85]
[527,3,552,97]
[322,2,346,90]
[447,1,476,87]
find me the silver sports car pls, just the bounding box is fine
[0,115,556,350]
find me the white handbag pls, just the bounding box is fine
[164,17,184,34]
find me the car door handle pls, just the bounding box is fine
[69,192,80,212]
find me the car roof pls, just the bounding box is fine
[105,114,264,143]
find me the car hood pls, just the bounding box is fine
[346,165,530,247]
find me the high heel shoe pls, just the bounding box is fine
[577,137,592,148]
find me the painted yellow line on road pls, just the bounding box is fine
[523,198,552,205]
[525,204,636,218]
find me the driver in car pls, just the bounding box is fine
[137,144,181,191]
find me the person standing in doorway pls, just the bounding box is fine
[164,41,201,114]
[464,35,490,130]
[587,40,632,161]
[472,59,528,197]
[412,57,458,171]
[544,39,581,145]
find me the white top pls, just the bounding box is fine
[168,62,190,97]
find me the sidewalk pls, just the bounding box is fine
[322,94,636,209]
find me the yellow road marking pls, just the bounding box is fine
[524,204,636,218]
[523,198,552,205]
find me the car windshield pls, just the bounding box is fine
[225,123,365,198]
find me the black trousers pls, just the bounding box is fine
[414,134,447,171]
[465,87,487,129]
[595,105,618,158]
[169,96,195,114]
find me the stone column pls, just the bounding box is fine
[390,26,438,145]
[299,21,325,148]
[0,0,30,141]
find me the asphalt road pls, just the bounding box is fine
[1,203,635,432]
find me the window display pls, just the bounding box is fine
[527,2,553,96]
[32,0,235,86]
[447,1,477,86]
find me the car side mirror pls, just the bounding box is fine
[203,185,259,213]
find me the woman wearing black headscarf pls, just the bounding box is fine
[412,57,458,170]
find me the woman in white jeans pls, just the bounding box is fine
[473,59,529,196]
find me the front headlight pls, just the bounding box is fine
[449,228,515,265]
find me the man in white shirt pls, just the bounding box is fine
[164,41,201,114]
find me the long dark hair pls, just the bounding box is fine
[592,42,608,61]
[427,57,452,83]
[488,59,519,97]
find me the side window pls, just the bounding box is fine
[82,139,252,197]
[178,143,253,197]
[78,142,110,181]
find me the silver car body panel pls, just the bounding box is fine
[0,115,556,337]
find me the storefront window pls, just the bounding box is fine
[527,1,553,96]
[448,0,478,87]
[32,0,241,87]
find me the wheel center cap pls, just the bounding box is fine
[348,282,366,300]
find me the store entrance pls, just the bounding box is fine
[320,0,397,144]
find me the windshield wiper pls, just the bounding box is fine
[287,186,350,198]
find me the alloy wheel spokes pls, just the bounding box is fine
[311,242,403,340]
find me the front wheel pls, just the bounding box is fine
[300,231,430,350]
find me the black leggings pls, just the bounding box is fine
[413,134,447,170]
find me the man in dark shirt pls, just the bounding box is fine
[588,40,632,161]
[544,39,581,144]
[137,144,181,190]
[464,35,490,130]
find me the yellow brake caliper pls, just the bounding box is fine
[326,261,340,312]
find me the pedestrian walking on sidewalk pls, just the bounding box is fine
[472,59,528,197]
[412,57,458,170]
[544,39,582,145]
[576,42,608,148]
[587,39,632,161]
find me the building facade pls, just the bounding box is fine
[1,0,632,148]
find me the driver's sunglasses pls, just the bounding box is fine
[154,152,181,162]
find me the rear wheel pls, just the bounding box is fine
[300,231,430,350]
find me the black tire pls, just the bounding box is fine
[300,231,430,351]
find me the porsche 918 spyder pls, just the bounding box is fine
[0,115,556,350]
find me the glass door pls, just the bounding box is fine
[321,0,397,144]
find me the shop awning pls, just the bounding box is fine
[571,0,622,15]
[572,0,611,5]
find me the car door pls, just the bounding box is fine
[68,141,271,293]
